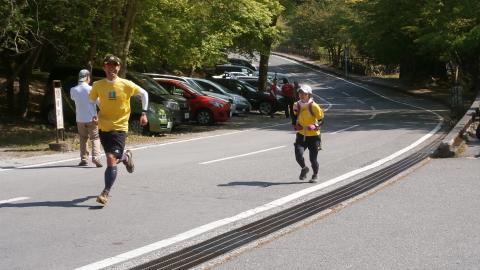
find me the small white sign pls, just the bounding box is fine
[53,82,64,129]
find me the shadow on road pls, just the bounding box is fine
[0,195,103,210]
[1,165,99,170]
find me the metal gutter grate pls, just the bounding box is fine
[131,139,440,270]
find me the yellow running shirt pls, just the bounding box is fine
[90,78,141,132]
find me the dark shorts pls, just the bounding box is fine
[99,130,127,159]
[295,133,321,151]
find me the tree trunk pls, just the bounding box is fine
[257,15,278,92]
[258,53,270,92]
[112,0,138,77]
[18,71,31,118]
[5,62,16,114]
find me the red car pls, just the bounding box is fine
[154,79,231,125]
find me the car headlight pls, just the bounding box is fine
[163,100,180,110]
[209,100,224,108]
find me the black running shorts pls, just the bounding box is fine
[99,130,126,159]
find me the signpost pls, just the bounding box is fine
[53,80,65,142]
[48,80,70,151]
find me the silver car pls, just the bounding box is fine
[190,78,252,115]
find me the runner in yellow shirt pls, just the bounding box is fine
[292,84,324,183]
[89,55,149,205]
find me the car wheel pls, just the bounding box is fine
[197,109,213,125]
[259,102,272,115]
[129,118,150,135]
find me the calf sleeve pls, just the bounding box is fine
[309,150,319,174]
[294,143,306,168]
[307,139,320,174]
[104,166,118,192]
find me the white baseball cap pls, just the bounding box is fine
[78,69,90,82]
[298,84,312,94]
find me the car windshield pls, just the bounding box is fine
[184,78,207,93]
[128,72,171,96]
[204,80,234,94]
[180,82,205,96]
[235,80,257,93]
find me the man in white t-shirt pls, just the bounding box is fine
[70,69,102,167]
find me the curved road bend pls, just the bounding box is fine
[0,55,448,270]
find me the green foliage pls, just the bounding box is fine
[286,0,353,66]
[131,0,283,73]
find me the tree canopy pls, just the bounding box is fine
[1,0,479,119]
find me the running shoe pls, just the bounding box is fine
[92,159,103,168]
[124,150,134,173]
[96,190,109,205]
[299,166,309,180]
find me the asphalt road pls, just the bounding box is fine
[212,156,480,270]
[0,55,449,270]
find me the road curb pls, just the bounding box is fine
[272,52,480,158]
[435,92,480,157]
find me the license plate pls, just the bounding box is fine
[167,122,173,129]
[184,113,189,119]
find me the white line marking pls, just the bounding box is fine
[369,106,377,120]
[0,197,29,204]
[356,99,366,104]
[331,125,359,134]
[341,91,351,97]
[200,146,286,165]
[277,55,444,122]
[75,120,442,270]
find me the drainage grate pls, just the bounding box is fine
[131,139,441,270]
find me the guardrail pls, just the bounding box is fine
[435,91,480,157]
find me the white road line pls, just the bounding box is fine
[76,120,442,270]
[331,125,359,134]
[0,129,276,174]
[200,124,358,165]
[277,55,443,122]
[369,106,377,120]
[356,99,366,104]
[199,146,286,165]
[0,197,29,204]
[341,91,351,97]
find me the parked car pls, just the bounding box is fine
[189,78,251,115]
[42,66,174,135]
[207,77,285,115]
[227,58,257,71]
[127,72,190,127]
[214,64,255,76]
[144,73,237,114]
[154,78,232,125]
